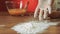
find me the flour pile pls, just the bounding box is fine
[11,20,58,34]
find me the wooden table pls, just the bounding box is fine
[0,12,60,34]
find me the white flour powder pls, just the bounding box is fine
[11,20,58,34]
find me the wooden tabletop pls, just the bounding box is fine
[0,12,60,34]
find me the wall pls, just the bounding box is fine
[55,0,60,9]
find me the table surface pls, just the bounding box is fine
[0,12,60,34]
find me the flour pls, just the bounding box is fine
[11,20,58,34]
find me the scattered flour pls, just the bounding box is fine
[11,20,58,34]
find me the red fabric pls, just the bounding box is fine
[22,0,38,13]
[27,0,38,12]
[12,0,38,13]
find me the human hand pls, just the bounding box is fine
[34,6,51,21]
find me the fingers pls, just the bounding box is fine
[35,6,51,21]
[43,9,48,19]
[39,9,48,21]
[48,6,51,14]
[39,9,44,21]
[34,5,39,18]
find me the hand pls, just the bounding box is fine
[34,6,51,21]
[39,9,48,21]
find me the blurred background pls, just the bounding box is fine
[0,0,60,18]
[0,0,38,12]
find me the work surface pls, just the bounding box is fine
[0,12,60,34]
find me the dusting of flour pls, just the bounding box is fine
[11,20,58,34]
